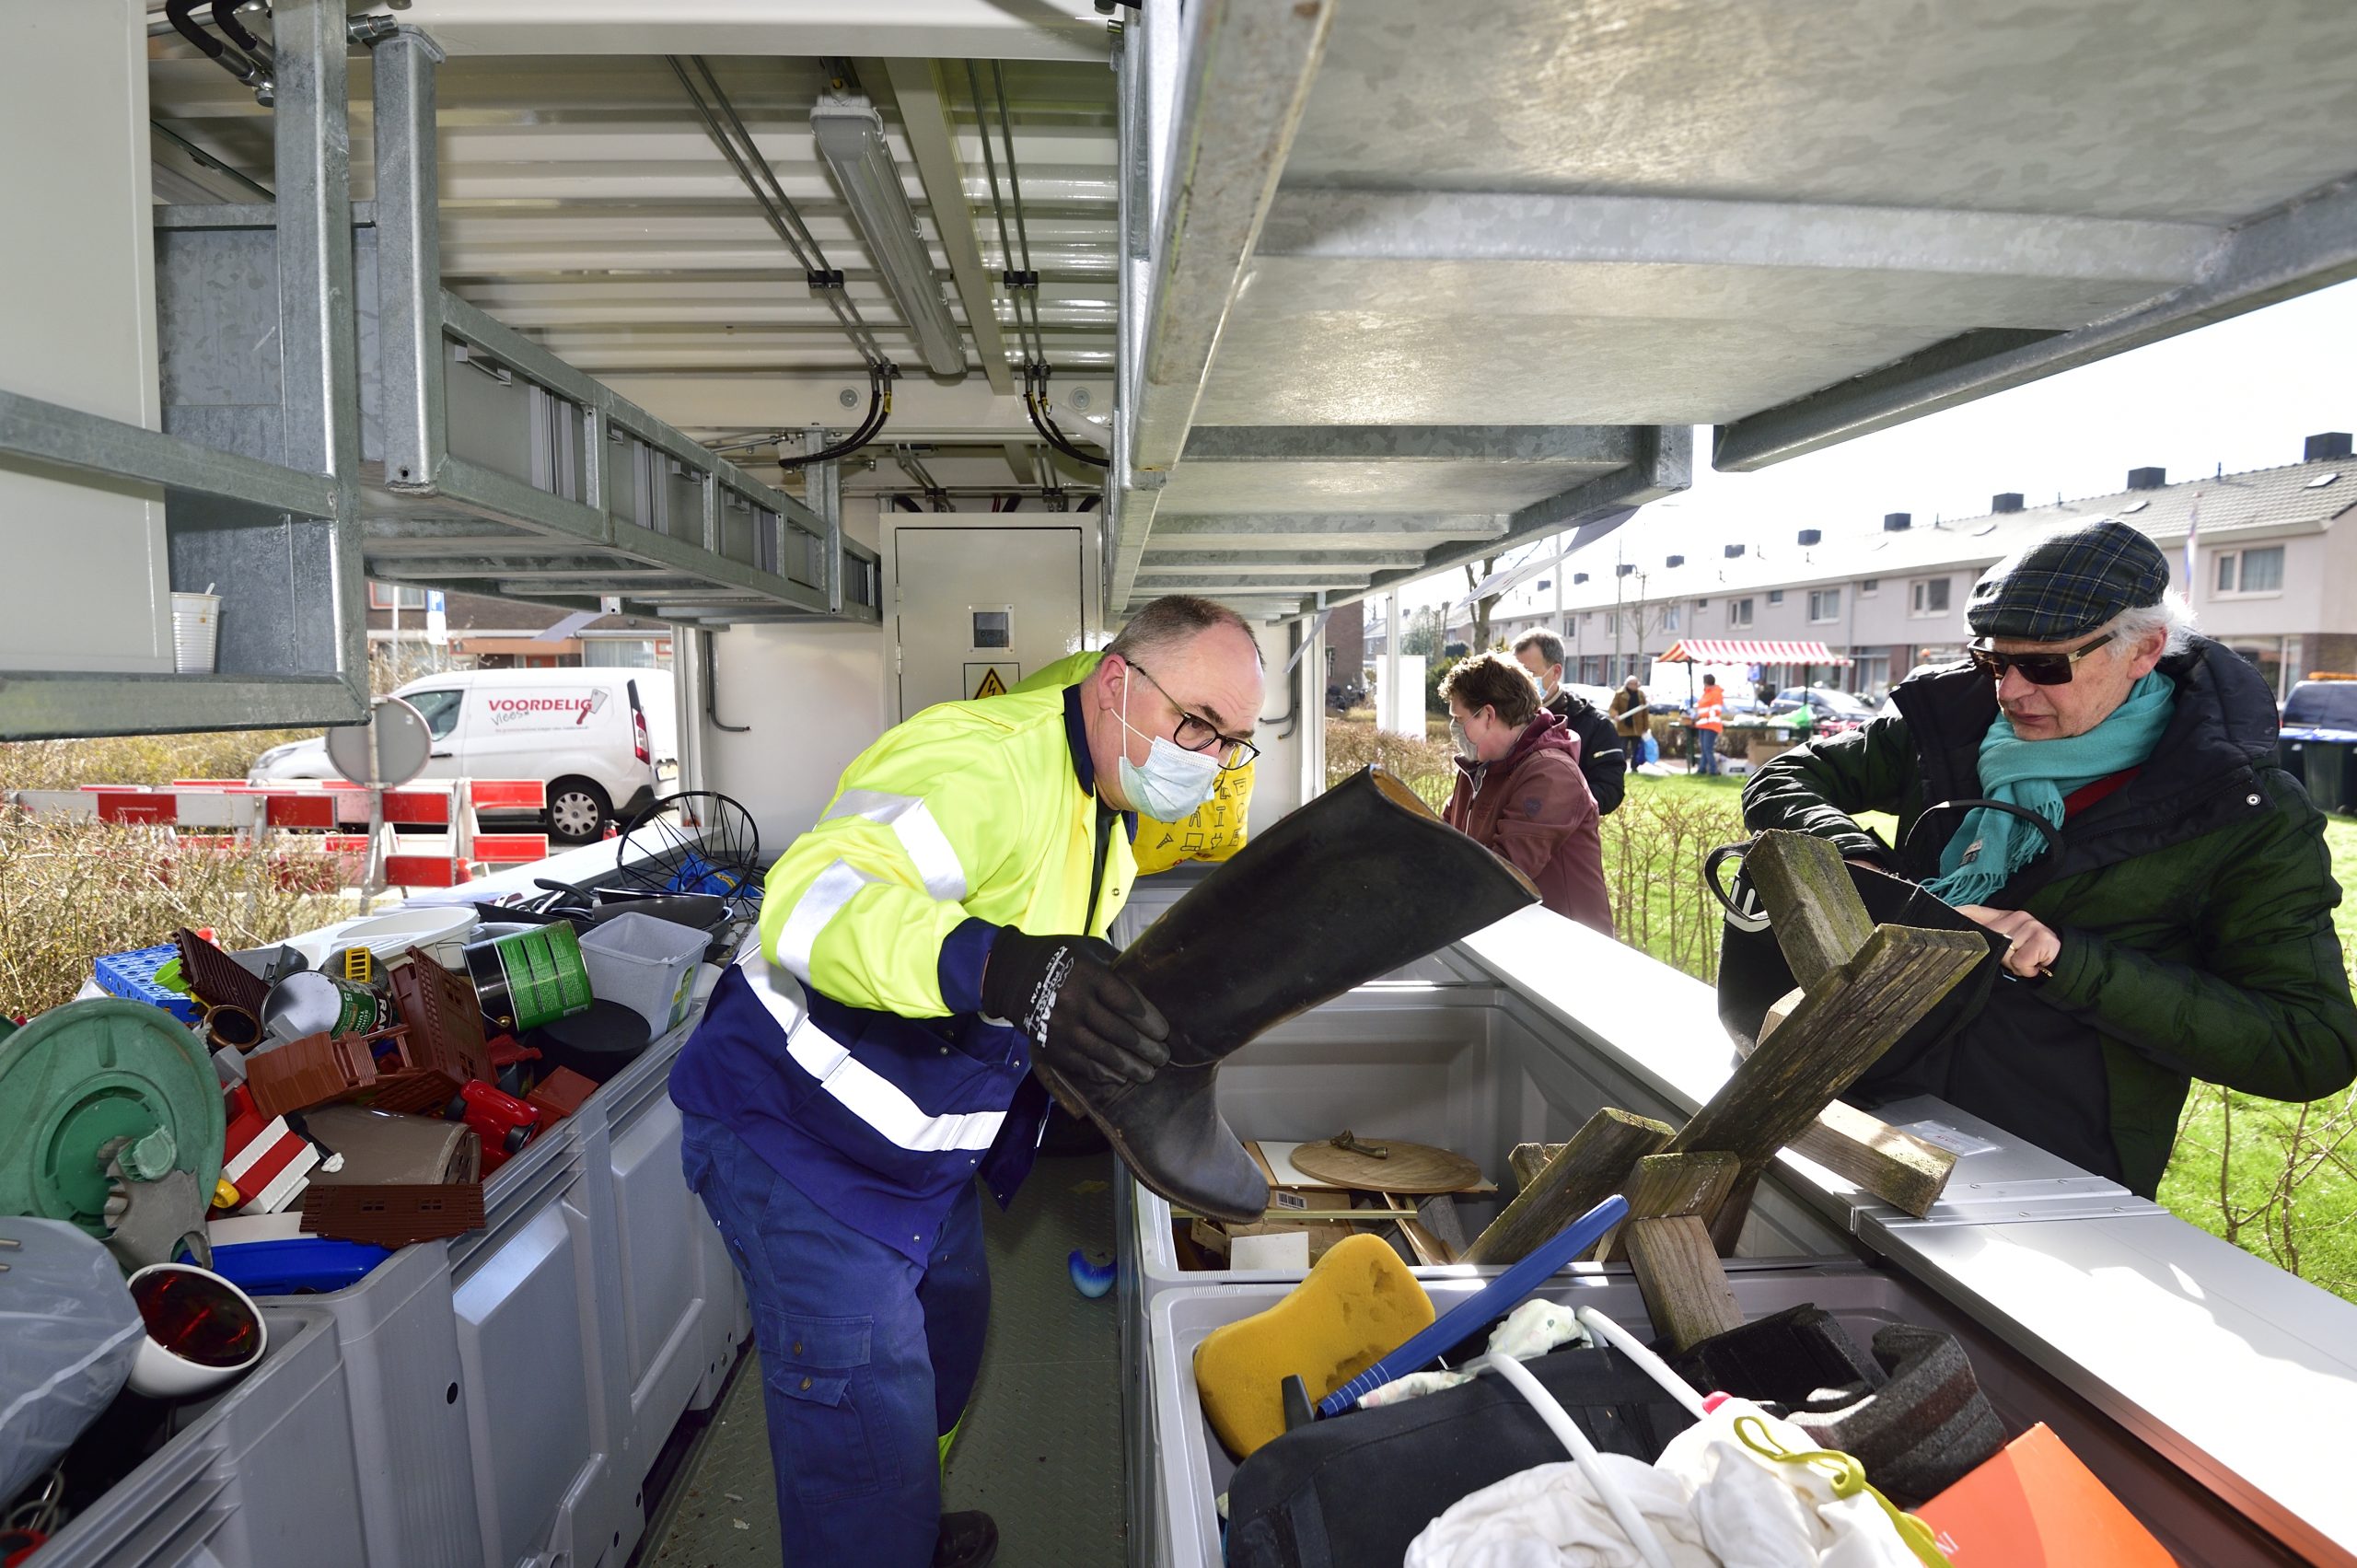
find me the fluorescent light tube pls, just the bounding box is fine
[810,102,967,377]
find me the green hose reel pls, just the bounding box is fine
[0,1000,225,1237]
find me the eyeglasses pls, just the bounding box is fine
[1968,630,2116,686]
[1126,659,1260,770]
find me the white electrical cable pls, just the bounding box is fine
[1475,1353,1676,1568]
[1573,1306,1713,1420]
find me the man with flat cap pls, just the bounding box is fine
[1746,517,2357,1194]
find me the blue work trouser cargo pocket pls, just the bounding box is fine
[763,1310,892,1504]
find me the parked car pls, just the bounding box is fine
[249,668,677,842]
[1768,686,1878,730]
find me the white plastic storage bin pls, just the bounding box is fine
[29,1304,366,1568]
[578,912,707,1034]
[1120,981,1857,1319]
[1142,1264,2270,1568]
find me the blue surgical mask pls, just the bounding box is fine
[1117,679,1223,819]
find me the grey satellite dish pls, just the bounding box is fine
[326,696,433,789]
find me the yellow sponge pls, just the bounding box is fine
[1192,1233,1434,1458]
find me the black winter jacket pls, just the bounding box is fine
[1742,638,2357,1194]
[1545,690,1627,816]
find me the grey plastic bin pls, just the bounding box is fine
[1120,981,1855,1318]
[29,1305,365,1568]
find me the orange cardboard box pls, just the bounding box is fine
[1914,1422,2175,1566]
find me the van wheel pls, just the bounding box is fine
[546,778,611,844]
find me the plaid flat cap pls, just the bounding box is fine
[1966,517,2169,640]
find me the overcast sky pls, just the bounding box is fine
[1397,275,2357,609]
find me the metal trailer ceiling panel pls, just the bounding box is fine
[1113,0,2357,622]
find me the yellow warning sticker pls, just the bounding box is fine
[972,668,1008,699]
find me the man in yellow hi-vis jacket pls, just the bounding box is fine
[670,596,1264,1568]
[1012,650,1254,874]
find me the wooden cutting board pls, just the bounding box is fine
[1288,1133,1483,1194]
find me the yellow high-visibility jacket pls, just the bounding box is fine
[672,680,1133,1260]
[1011,651,1252,874]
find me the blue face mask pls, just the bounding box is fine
[1116,677,1224,820]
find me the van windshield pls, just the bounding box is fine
[404,688,463,739]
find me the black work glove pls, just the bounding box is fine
[981,930,1171,1086]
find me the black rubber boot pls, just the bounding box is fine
[933,1510,997,1568]
[1038,767,1538,1224]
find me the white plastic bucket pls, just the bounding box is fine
[297,904,479,971]
[578,911,707,1034]
[171,591,220,675]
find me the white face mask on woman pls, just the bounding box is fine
[1116,678,1224,819]
[1449,716,1479,762]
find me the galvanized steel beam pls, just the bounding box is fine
[1112,0,1336,611]
[1716,173,2357,471]
[1146,513,1509,542]
[1179,424,1642,465]
[373,28,447,492]
[1138,550,1424,572]
[881,58,1015,395]
[1255,191,2221,284]
[0,390,336,519]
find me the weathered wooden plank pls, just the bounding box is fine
[1788,1099,1958,1218]
[1626,1214,1747,1352]
[1746,829,1875,989]
[1413,1192,1468,1255]
[1463,1108,1673,1265]
[1509,1142,1558,1191]
[1593,1151,1740,1261]
[1674,923,1986,1169]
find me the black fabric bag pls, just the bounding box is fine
[1225,1345,1695,1568]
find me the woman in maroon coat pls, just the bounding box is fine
[1438,652,1615,935]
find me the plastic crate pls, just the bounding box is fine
[90,944,203,1026]
[29,1304,366,1568]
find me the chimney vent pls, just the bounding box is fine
[2306,432,2353,462]
[1616,563,1636,577]
[1796,528,1823,547]
[1573,572,1588,585]
[2126,466,2166,491]
[1883,512,1912,532]
[1724,543,1745,559]
[1665,554,1685,568]
[1991,493,2024,514]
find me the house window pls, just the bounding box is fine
[1662,606,1681,632]
[1910,577,1951,617]
[1729,597,1755,629]
[1808,588,1840,622]
[1859,578,1880,597]
[368,581,428,610]
[1580,655,1607,684]
[1767,589,1784,606]
[2214,545,2285,596]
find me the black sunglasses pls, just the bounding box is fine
[1968,630,2116,687]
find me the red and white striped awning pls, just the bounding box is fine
[1658,639,1852,666]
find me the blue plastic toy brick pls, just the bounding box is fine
[92,944,203,1026]
[210,1237,393,1295]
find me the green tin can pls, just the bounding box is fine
[261,970,383,1041]
[465,923,595,1033]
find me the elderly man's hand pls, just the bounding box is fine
[1956,904,2061,978]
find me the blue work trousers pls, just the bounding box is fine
[681,1111,990,1568]
[1696,728,1719,776]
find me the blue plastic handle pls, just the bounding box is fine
[1317,1192,1631,1417]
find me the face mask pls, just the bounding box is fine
[1116,675,1224,819]
[1449,717,1478,761]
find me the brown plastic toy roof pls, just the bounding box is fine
[386,948,493,1089]
[174,927,270,1016]
[300,1181,486,1247]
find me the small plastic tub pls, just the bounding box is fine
[578,912,707,1035]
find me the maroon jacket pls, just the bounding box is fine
[1444,712,1614,935]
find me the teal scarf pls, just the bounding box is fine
[1924,671,2176,907]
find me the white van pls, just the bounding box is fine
[250,668,677,842]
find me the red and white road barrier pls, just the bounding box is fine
[5,779,550,889]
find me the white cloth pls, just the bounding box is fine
[1405,1458,1714,1568]
[1403,1399,1930,1568]
[1359,1300,1591,1410]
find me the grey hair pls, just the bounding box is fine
[1105,594,1263,668]
[2106,588,2197,658]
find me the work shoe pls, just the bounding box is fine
[1039,767,1538,1224]
[933,1510,997,1568]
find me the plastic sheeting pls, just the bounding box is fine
[0,1218,143,1504]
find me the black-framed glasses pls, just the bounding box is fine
[1968,630,2116,687]
[1126,658,1260,770]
